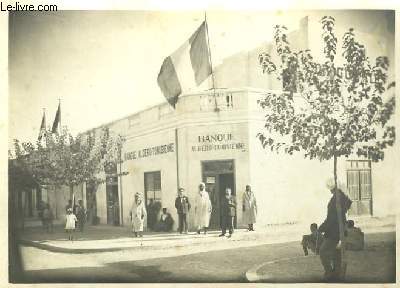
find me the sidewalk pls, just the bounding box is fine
[19,215,395,254]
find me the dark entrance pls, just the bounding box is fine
[106,176,120,225]
[201,160,236,230]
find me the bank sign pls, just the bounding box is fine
[192,133,246,152]
[124,143,175,161]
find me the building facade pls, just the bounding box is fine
[26,11,395,231]
[77,87,396,231]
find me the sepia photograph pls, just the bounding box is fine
[7,7,397,284]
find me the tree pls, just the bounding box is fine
[257,16,395,188]
[11,126,126,204]
[257,16,395,280]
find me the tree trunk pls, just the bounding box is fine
[334,153,338,189]
[333,146,347,280]
[69,185,74,201]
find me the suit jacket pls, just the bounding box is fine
[221,195,237,217]
[319,189,352,241]
[175,196,191,214]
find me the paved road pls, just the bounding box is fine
[16,232,395,283]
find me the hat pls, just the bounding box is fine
[67,208,73,212]
[326,178,336,190]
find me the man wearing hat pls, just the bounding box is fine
[175,188,191,234]
[318,178,352,281]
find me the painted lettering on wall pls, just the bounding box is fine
[192,133,245,152]
[124,143,175,160]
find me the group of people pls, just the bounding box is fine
[128,183,258,239]
[299,178,366,282]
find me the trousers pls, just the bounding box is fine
[178,213,188,233]
[319,238,341,276]
[221,215,234,235]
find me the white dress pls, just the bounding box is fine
[65,214,77,230]
[195,190,212,229]
[130,201,147,232]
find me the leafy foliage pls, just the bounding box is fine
[257,16,395,167]
[11,126,126,197]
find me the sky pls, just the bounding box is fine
[8,10,308,145]
[8,9,396,146]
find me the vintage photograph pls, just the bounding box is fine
[8,9,396,283]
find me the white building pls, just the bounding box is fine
[26,11,396,231]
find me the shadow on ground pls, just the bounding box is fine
[15,232,395,283]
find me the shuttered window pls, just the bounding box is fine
[346,160,372,201]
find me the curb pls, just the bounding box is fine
[18,239,123,254]
[19,225,395,255]
[245,255,319,282]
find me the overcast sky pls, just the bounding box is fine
[8,10,311,145]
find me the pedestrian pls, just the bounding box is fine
[242,184,257,231]
[345,220,364,251]
[195,182,212,235]
[318,178,352,281]
[65,208,78,241]
[130,192,147,237]
[301,223,323,256]
[175,187,191,234]
[154,208,174,232]
[76,200,87,232]
[42,203,54,233]
[219,188,236,238]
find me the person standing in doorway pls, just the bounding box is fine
[175,188,191,234]
[242,185,257,231]
[318,178,352,281]
[219,188,236,238]
[195,183,212,235]
[130,192,147,237]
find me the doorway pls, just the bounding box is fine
[106,176,120,225]
[201,160,236,230]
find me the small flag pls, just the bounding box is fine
[38,111,46,141]
[157,21,212,108]
[52,103,61,133]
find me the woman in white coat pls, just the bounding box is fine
[130,192,147,237]
[195,182,212,234]
[242,185,257,231]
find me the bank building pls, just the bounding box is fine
[18,12,396,231]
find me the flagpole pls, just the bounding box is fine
[204,12,218,111]
[58,98,61,133]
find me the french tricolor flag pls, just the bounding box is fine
[157,21,212,108]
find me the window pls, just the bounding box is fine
[144,171,162,205]
[346,160,372,201]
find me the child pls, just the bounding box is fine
[345,220,364,250]
[65,208,78,241]
[301,223,323,256]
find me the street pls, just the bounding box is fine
[18,231,395,283]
